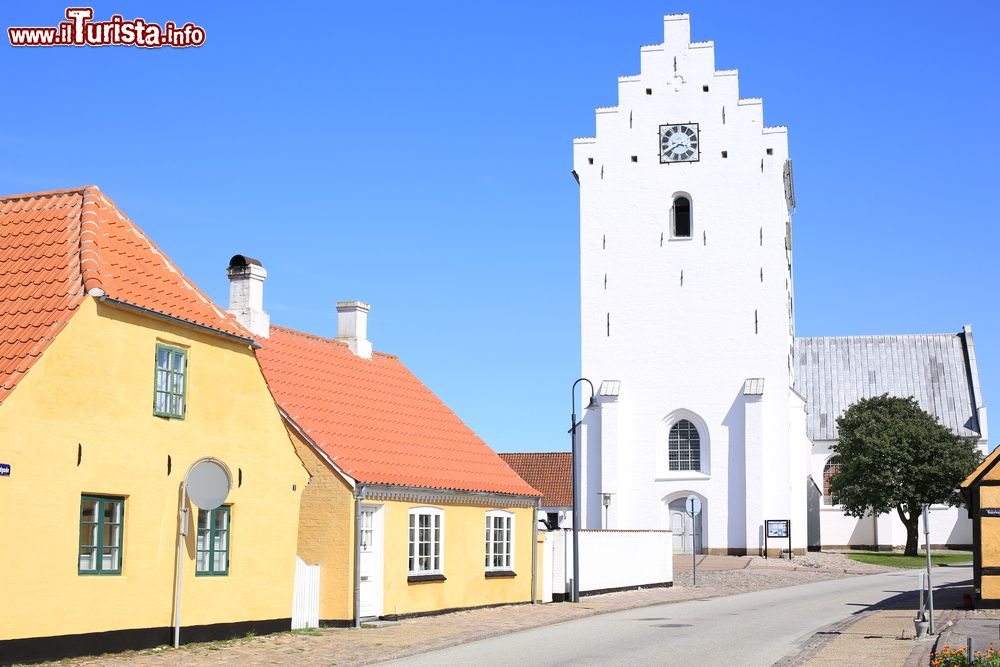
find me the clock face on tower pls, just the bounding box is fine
[659,123,700,163]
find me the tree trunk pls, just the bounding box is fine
[897,505,921,556]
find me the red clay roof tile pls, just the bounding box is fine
[257,326,540,497]
[0,186,251,405]
[498,453,571,507]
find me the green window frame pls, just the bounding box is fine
[153,343,187,419]
[79,495,124,575]
[196,506,230,576]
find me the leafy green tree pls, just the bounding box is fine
[829,394,980,556]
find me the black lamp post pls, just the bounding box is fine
[570,378,599,603]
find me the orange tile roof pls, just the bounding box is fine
[0,186,250,404]
[257,326,540,497]
[498,453,572,507]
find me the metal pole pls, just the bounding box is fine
[531,497,539,605]
[571,406,580,603]
[570,378,595,604]
[924,504,935,634]
[172,482,189,648]
[692,537,697,586]
[917,573,924,619]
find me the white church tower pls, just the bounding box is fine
[575,14,810,555]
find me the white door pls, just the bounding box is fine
[359,505,383,618]
[668,499,703,554]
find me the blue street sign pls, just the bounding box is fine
[0,463,10,476]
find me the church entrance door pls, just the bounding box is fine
[668,498,703,554]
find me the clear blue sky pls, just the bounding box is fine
[3,2,997,453]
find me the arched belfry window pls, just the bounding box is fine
[822,456,841,506]
[668,419,700,471]
[672,195,692,238]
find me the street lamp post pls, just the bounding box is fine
[570,378,599,603]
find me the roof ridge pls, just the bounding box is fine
[270,324,397,358]
[79,187,103,294]
[0,185,92,202]
[271,324,348,346]
[796,332,960,341]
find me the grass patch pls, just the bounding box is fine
[291,628,323,636]
[846,551,972,568]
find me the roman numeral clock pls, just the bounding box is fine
[659,123,699,163]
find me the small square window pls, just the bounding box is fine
[766,148,773,155]
[154,344,187,419]
[631,155,638,163]
[702,85,709,92]
[721,151,728,158]
[587,157,594,165]
[79,495,124,575]
[196,506,230,575]
[645,88,652,95]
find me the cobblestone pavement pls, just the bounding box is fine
[930,606,1000,664]
[40,553,893,667]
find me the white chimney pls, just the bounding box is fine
[226,254,270,338]
[336,301,372,359]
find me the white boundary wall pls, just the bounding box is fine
[545,529,672,600]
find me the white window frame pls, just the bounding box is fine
[485,510,515,572]
[408,507,444,576]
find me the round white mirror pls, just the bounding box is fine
[186,459,231,510]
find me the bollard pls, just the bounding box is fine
[968,636,974,663]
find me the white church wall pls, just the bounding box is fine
[577,14,800,553]
[787,390,811,549]
[812,442,974,548]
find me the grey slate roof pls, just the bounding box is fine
[794,330,983,442]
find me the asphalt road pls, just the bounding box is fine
[384,566,970,667]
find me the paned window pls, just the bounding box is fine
[485,511,514,571]
[79,495,124,575]
[154,344,187,419]
[408,508,443,575]
[823,457,842,506]
[196,506,230,575]
[668,419,701,471]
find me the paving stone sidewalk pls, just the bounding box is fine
[777,566,973,667]
[932,607,1000,663]
[40,553,891,667]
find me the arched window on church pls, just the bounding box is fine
[668,419,700,471]
[823,456,841,506]
[672,195,692,238]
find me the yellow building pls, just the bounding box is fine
[0,187,307,663]
[961,448,1000,605]
[248,295,542,623]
